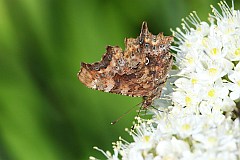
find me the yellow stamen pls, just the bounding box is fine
[208,68,218,76]
[234,48,240,56]
[143,136,150,142]
[210,48,219,56]
[182,124,191,131]
[185,96,192,106]
[186,57,194,64]
[191,78,198,84]
[208,89,215,97]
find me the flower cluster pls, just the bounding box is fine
[172,2,239,115]
[90,1,240,159]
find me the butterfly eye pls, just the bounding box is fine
[145,57,149,65]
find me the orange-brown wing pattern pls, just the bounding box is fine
[78,22,173,109]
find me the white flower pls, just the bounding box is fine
[172,1,237,114]
[195,58,233,82]
[172,78,202,112]
[156,137,190,159]
[201,79,229,103]
[174,115,203,138]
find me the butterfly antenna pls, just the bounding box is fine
[111,102,142,125]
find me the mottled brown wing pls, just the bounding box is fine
[78,22,173,99]
[109,53,173,97]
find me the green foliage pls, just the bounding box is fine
[0,0,237,159]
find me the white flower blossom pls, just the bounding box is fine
[91,1,240,159]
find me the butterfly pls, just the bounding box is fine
[78,22,173,110]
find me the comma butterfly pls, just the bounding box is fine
[78,22,173,110]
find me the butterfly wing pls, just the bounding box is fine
[78,22,173,101]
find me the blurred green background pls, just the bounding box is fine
[0,0,239,159]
